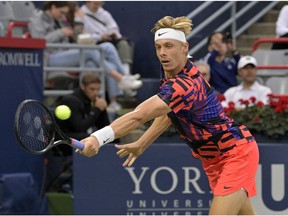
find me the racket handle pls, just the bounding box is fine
[71,138,85,150]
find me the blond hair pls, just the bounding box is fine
[151,16,192,35]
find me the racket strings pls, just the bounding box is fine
[17,102,54,152]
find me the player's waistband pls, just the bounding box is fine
[188,125,255,159]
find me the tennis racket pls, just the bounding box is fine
[14,99,84,154]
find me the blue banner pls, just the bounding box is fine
[73,143,288,214]
[74,144,211,215]
[0,43,46,214]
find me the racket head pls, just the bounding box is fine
[14,99,58,154]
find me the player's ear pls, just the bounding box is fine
[182,42,189,55]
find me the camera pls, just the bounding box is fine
[223,32,233,43]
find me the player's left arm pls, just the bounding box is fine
[116,114,171,167]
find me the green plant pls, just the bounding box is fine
[222,95,288,139]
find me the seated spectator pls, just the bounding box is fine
[272,4,288,50]
[28,1,142,93]
[55,72,111,155]
[201,31,240,94]
[46,72,111,192]
[64,1,129,113]
[221,55,272,109]
[80,1,134,75]
[194,60,211,82]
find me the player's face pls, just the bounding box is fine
[155,39,188,77]
[239,64,257,84]
[81,82,101,101]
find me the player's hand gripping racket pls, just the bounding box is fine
[14,99,84,154]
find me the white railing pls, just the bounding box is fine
[187,1,279,57]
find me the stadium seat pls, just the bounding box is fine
[0,22,4,36]
[10,1,36,22]
[266,76,288,94]
[253,49,288,65]
[9,1,36,37]
[253,49,288,77]
[0,1,15,36]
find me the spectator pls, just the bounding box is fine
[194,60,211,82]
[80,1,134,75]
[63,1,129,113]
[28,1,142,93]
[201,31,240,94]
[221,55,272,109]
[56,72,110,144]
[72,1,138,110]
[63,1,85,43]
[47,72,111,192]
[272,4,288,50]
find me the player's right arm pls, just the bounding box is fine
[80,95,171,157]
[111,95,171,138]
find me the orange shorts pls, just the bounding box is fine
[201,140,259,197]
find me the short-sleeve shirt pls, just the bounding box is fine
[157,60,255,159]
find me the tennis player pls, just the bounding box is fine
[80,16,259,215]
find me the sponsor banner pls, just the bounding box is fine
[0,42,46,213]
[0,49,42,67]
[74,143,288,214]
[252,144,288,214]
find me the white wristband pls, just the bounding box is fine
[90,126,115,147]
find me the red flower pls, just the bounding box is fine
[224,94,288,139]
[253,116,260,122]
[218,94,225,102]
[256,101,264,107]
[274,105,285,113]
[240,100,249,105]
[228,101,235,108]
[250,96,256,104]
[224,106,236,115]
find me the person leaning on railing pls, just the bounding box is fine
[28,1,142,94]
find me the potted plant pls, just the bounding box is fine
[221,94,288,140]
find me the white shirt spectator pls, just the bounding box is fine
[222,55,272,109]
[221,81,272,109]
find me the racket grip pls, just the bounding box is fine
[71,138,85,150]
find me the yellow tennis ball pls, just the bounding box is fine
[55,105,71,120]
